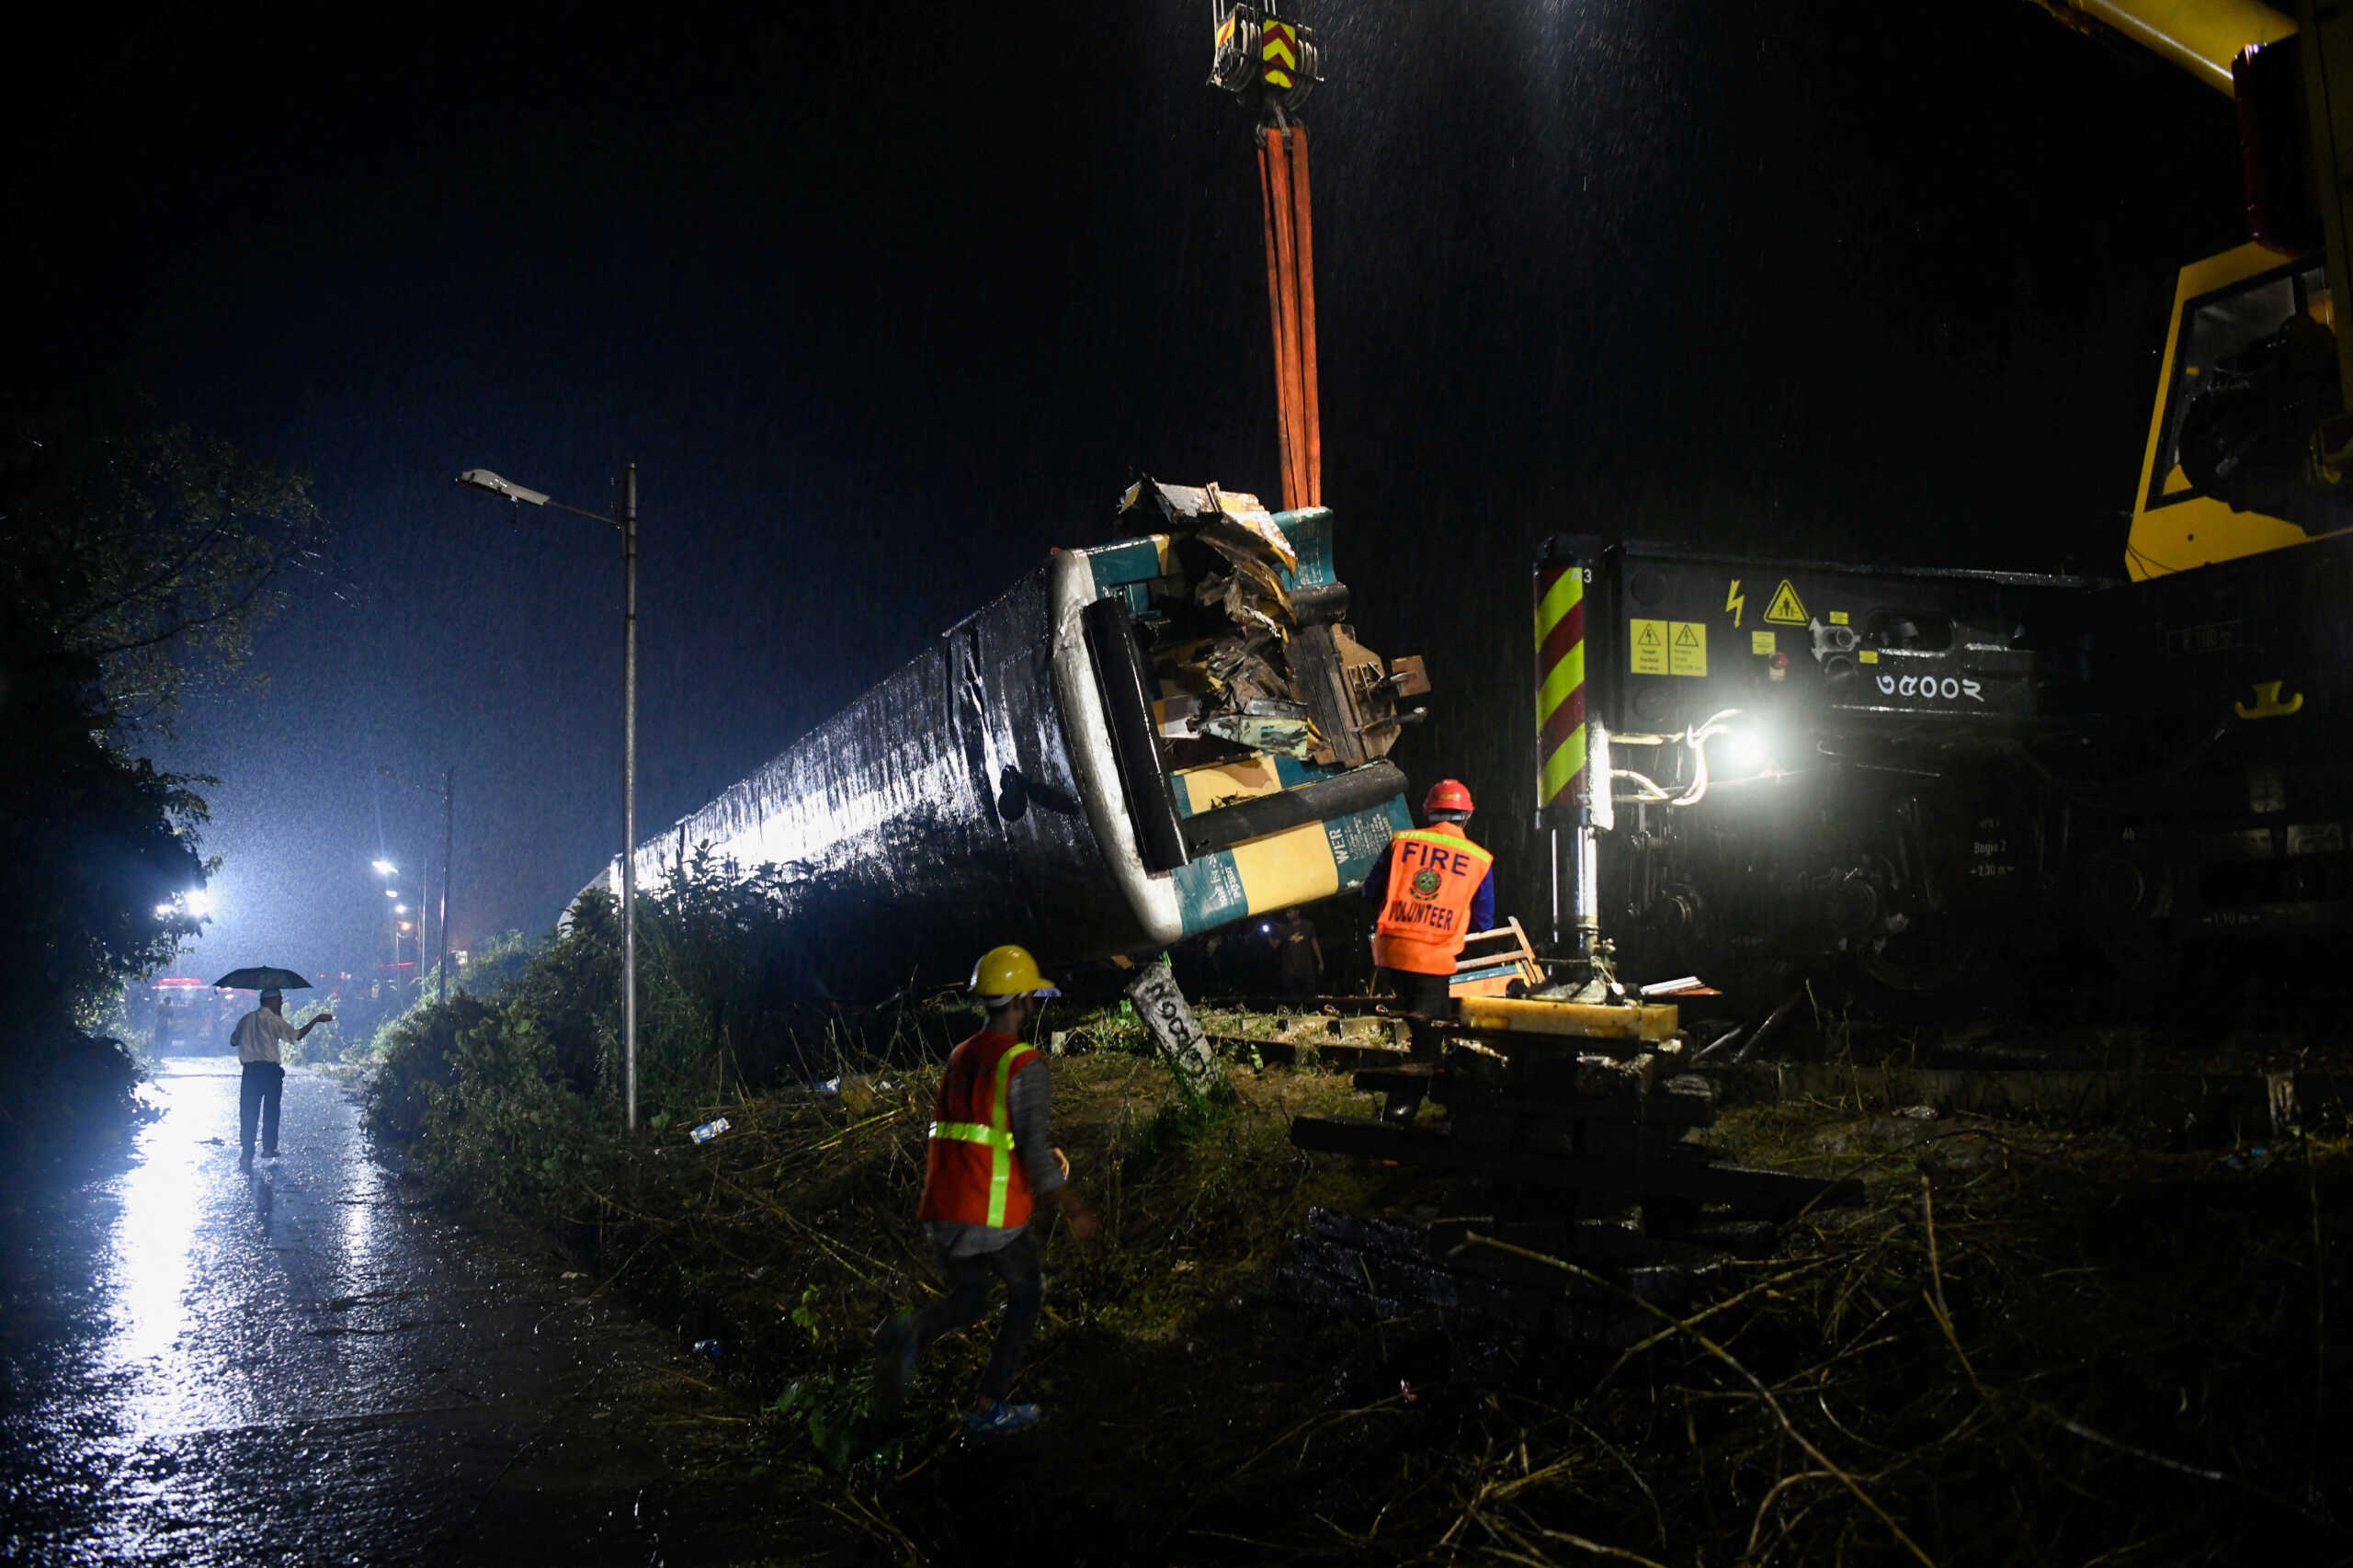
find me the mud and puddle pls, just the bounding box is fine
[0,1059,778,1566]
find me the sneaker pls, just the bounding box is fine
[872,1312,917,1415]
[261,1148,278,1160]
[962,1400,1041,1438]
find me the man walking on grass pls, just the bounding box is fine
[233,989,332,1166]
[876,944,1097,1437]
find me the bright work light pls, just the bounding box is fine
[1726,726,1774,774]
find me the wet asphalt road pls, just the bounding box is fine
[0,1058,772,1566]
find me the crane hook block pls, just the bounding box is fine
[1211,1,1322,114]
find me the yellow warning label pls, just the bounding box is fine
[1828,609,1849,626]
[1669,621,1707,676]
[1725,578,1745,630]
[1764,579,1808,625]
[1859,650,1879,665]
[1751,631,1776,655]
[1631,619,1667,675]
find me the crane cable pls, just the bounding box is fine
[1256,117,1322,510]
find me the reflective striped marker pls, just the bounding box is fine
[1261,20,1299,89]
[1535,563,1586,816]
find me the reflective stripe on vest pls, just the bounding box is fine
[1372,825,1494,975]
[924,1040,1037,1227]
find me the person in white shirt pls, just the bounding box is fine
[233,990,331,1166]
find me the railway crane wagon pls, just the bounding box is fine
[1536,1,2353,994]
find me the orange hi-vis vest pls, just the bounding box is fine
[916,1029,1041,1230]
[1371,824,1495,975]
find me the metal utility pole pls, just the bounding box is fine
[620,461,639,1133]
[379,765,454,999]
[416,850,429,986]
[455,461,642,1133]
[438,766,455,1003]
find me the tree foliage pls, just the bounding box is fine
[0,390,331,730]
[0,388,325,1129]
[0,628,209,1028]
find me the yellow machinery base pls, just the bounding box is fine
[1451,994,1680,1043]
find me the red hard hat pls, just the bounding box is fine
[1424,778,1474,814]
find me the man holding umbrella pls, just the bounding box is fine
[220,968,332,1166]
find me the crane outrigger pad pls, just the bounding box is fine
[1453,994,1680,1043]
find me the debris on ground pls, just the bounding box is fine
[413,1002,2347,1565]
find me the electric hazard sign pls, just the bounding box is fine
[1670,620,1707,676]
[1631,619,1667,675]
[1764,579,1809,626]
[1631,619,1708,676]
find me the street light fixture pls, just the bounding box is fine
[371,859,398,877]
[455,470,551,508]
[456,460,641,1133]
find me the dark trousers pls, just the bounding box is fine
[1378,967,1456,1058]
[240,1062,285,1156]
[911,1231,1043,1403]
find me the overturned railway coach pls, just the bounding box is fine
[580,485,1426,994]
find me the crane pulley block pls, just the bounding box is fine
[1210,1,1321,114]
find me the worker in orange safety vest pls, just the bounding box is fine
[1363,778,1495,1053]
[874,944,1097,1437]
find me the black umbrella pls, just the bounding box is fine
[212,967,313,992]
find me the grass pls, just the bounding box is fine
[387,998,2353,1565]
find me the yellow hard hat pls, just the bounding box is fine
[971,943,1060,1001]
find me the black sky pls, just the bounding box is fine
[10,2,2242,980]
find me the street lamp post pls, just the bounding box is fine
[373,861,402,974]
[381,880,403,970]
[620,465,638,1134]
[381,767,457,1002]
[439,765,454,1003]
[456,462,641,1132]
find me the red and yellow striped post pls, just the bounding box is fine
[1535,544,1602,957]
[1535,563,1586,818]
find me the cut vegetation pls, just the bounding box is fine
[364,898,2351,1564]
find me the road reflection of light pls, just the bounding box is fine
[107,1061,250,1437]
[113,1092,199,1367]
[341,1153,381,1290]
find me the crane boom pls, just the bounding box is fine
[2033,0,2293,93]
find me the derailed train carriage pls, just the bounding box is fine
[581,483,1429,995]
